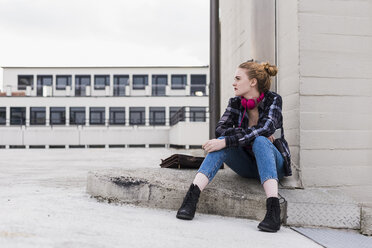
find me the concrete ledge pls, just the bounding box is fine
[86,167,287,222]
[86,167,366,234]
[361,205,372,235]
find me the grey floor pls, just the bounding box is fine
[0,148,326,247]
[291,227,372,248]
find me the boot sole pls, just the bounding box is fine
[176,213,194,220]
[257,224,280,232]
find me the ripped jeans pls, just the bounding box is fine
[197,136,285,185]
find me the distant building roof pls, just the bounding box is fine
[1,65,209,69]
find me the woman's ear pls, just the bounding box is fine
[250,78,258,87]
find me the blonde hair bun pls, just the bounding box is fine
[238,60,279,93]
[261,62,278,77]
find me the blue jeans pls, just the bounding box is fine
[197,136,285,185]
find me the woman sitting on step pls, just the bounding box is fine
[176,60,292,233]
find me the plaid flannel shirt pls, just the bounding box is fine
[215,91,291,176]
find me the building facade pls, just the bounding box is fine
[0,66,209,149]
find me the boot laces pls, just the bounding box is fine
[181,186,198,208]
[265,198,280,220]
[265,205,274,219]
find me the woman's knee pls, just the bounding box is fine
[252,136,270,150]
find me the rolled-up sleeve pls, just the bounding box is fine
[224,95,283,147]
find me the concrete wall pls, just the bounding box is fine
[220,0,372,195]
[219,0,276,114]
[296,0,372,203]
[276,0,302,187]
[220,0,302,187]
[219,0,252,113]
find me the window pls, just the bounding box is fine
[70,107,85,125]
[133,75,148,90]
[130,107,145,125]
[190,74,207,96]
[18,75,34,90]
[37,75,53,96]
[0,107,6,125]
[94,75,110,90]
[170,106,185,125]
[50,107,65,125]
[30,107,46,125]
[171,75,187,89]
[152,75,167,96]
[56,75,71,90]
[90,107,105,125]
[150,107,165,125]
[113,75,129,96]
[109,107,125,125]
[75,75,91,96]
[190,107,206,122]
[10,107,26,125]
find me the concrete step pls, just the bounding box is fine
[86,167,365,233]
[86,167,287,222]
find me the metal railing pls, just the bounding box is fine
[170,107,186,126]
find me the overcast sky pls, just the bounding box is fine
[0,0,209,89]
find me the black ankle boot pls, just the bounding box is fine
[257,197,281,232]
[176,183,201,220]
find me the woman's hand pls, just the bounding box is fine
[268,135,275,143]
[202,138,226,153]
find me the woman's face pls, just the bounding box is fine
[232,68,256,97]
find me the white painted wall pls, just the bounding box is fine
[169,122,209,147]
[0,123,208,147]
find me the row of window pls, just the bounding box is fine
[18,74,207,96]
[0,106,206,126]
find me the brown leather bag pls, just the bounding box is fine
[160,154,225,169]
